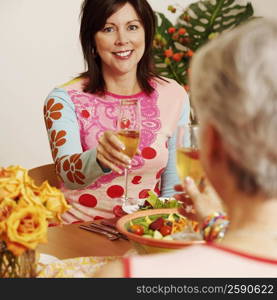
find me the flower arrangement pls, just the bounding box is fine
[0,165,70,276]
[153,0,254,122]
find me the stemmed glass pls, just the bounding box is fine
[116,98,141,210]
[176,123,205,188]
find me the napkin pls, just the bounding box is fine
[37,255,118,278]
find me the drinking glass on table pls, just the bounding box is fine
[116,98,141,210]
[176,123,205,188]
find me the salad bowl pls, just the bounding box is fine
[116,208,204,254]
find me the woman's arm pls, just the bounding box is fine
[44,88,110,189]
[160,97,190,197]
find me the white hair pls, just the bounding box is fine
[190,18,277,197]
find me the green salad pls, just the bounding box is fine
[126,212,194,240]
[139,191,181,210]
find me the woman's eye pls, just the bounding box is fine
[102,26,115,33]
[128,24,139,31]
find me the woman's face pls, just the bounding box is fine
[94,2,145,77]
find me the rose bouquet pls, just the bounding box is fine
[0,165,70,277]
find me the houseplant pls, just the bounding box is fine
[153,0,254,122]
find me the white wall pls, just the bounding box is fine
[0,0,276,169]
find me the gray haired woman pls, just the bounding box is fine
[97,18,277,277]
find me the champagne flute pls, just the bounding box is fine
[176,123,205,188]
[116,99,141,210]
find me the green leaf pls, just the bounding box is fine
[177,0,254,49]
[145,190,159,207]
[153,0,254,124]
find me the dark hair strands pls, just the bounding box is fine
[79,0,166,95]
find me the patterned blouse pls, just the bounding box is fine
[44,77,190,223]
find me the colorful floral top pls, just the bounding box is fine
[44,77,190,223]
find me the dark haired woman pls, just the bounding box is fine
[43,0,190,223]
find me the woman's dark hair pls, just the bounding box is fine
[79,0,163,95]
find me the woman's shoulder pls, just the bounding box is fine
[152,76,186,96]
[58,77,87,92]
[45,77,88,105]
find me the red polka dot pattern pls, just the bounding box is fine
[156,168,165,179]
[141,147,157,159]
[81,110,90,118]
[107,185,124,198]
[78,194,98,208]
[139,189,151,199]
[132,176,142,184]
[113,205,126,217]
[154,181,161,195]
[94,216,104,221]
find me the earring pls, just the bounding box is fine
[92,47,97,57]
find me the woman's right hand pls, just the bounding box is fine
[174,177,224,224]
[96,130,132,173]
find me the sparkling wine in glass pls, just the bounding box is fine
[176,124,205,186]
[116,99,141,210]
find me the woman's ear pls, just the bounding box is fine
[201,123,225,166]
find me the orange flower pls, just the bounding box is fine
[49,130,67,161]
[62,154,85,185]
[164,48,173,58]
[178,28,186,35]
[167,27,176,34]
[172,53,183,62]
[187,49,194,57]
[44,98,63,130]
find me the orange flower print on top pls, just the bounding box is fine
[44,98,63,130]
[62,154,85,184]
[50,130,67,161]
[55,155,67,183]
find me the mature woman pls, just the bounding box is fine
[43,0,190,223]
[97,18,277,277]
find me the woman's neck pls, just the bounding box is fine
[103,71,141,96]
[220,195,277,259]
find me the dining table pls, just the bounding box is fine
[38,221,133,260]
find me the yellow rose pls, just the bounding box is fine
[0,198,17,234]
[0,166,27,201]
[39,182,71,223]
[20,185,44,207]
[6,206,48,254]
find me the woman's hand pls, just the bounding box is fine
[96,130,139,173]
[174,177,224,223]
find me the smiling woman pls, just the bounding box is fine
[94,3,145,78]
[43,0,190,224]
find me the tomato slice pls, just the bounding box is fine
[159,225,172,236]
[129,224,144,236]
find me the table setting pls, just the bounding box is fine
[0,121,206,278]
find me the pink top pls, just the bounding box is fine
[44,77,190,223]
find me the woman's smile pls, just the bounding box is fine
[112,50,134,59]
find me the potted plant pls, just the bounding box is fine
[153,0,254,123]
